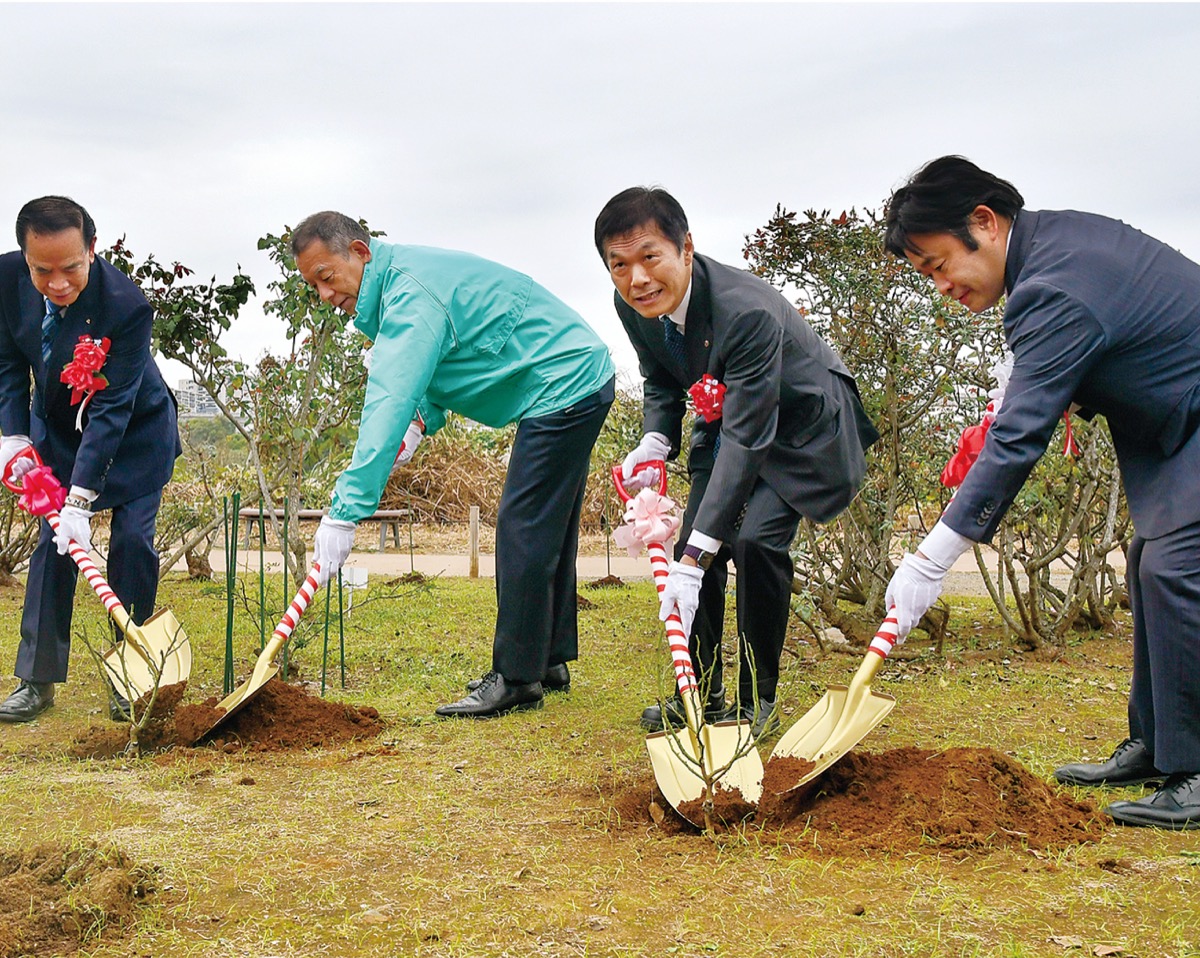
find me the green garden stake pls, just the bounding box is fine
[338,567,346,688]
[408,490,415,573]
[222,496,235,696]
[258,509,266,651]
[321,570,332,696]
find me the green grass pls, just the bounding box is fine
[0,572,1198,957]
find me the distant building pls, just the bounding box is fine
[175,379,220,418]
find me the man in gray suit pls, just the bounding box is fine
[595,187,878,736]
[884,155,1200,829]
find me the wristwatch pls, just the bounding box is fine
[682,543,717,570]
[64,494,93,512]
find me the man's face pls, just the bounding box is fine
[602,223,694,319]
[24,228,95,308]
[904,206,1009,314]
[295,238,371,315]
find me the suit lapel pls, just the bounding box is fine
[684,256,714,384]
[16,271,46,373]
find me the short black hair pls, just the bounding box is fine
[883,156,1024,257]
[594,187,689,260]
[291,211,370,258]
[16,196,96,252]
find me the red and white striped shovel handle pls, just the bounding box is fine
[869,609,900,660]
[273,564,322,648]
[648,540,697,697]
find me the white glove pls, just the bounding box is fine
[0,436,34,481]
[313,516,357,586]
[659,561,706,639]
[621,432,671,490]
[391,420,424,473]
[54,505,94,555]
[885,520,973,639]
[885,553,947,640]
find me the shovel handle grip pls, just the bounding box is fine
[2,447,136,636]
[271,564,322,647]
[648,540,698,696]
[611,460,668,503]
[1,446,38,494]
[868,610,900,660]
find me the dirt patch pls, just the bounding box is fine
[609,746,1106,854]
[68,678,383,758]
[0,842,155,957]
[577,593,596,610]
[385,571,428,586]
[586,575,626,589]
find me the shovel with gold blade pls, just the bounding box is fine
[193,561,322,741]
[613,463,763,825]
[2,447,191,701]
[769,610,899,794]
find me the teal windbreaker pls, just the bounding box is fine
[328,241,614,522]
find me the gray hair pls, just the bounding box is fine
[290,211,370,257]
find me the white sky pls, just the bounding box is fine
[5,2,1200,385]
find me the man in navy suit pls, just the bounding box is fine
[596,187,877,737]
[0,196,180,722]
[884,156,1200,829]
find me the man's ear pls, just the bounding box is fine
[970,205,1002,240]
[349,238,372,263]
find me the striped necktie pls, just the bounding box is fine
[42,300,63,367]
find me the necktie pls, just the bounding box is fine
[42,300,62,367]
[660,316,687,378]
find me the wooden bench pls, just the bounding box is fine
[237,507,411,552]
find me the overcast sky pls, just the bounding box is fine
[5,2,1200,385]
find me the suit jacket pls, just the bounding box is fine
[618,253,878,539]
[944,209,1200,541]
[0,250,180,509]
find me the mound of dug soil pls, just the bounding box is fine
[69,678,383,759]
[0,842,155,957]
[610,746,1106,854]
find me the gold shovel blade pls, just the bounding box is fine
[195,632,288,741]
[769,683,895,792]
[101,608,192,702]
[646,719,764,826]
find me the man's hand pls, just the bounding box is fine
[391,420,425,473]
[54,506,93,555]
[884,553,947,640]
[313,517,357,586]
[0,436,33,482]
[621,432,671,490]
[659,561,706,638]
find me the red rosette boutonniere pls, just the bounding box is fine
[60,336,111,431]
[688,374,726,423]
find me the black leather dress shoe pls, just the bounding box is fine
[1105,772,1200,829]
[1053,738,1165,787]
[109,689,131,722]
[0,680,55,723]
[436,671,543,719]
[467,662,570,693]
[737,697,780,737]
[640,688,727,732]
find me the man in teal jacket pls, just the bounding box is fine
[292,211,615,719]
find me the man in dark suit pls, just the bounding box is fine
[595,187,878,736]
[0,196,180,722]
[884,155,1200,829]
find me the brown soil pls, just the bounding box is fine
[586,574,626,589]
[68,678,383,759]
[610,746,1106,854]
[0,842,155,957]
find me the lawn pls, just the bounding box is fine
[0,572,1196,958]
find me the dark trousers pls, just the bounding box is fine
[1126,522,1200,772]
[492,378,614,683]
[16,487,164,684]
[678,459,801,705]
